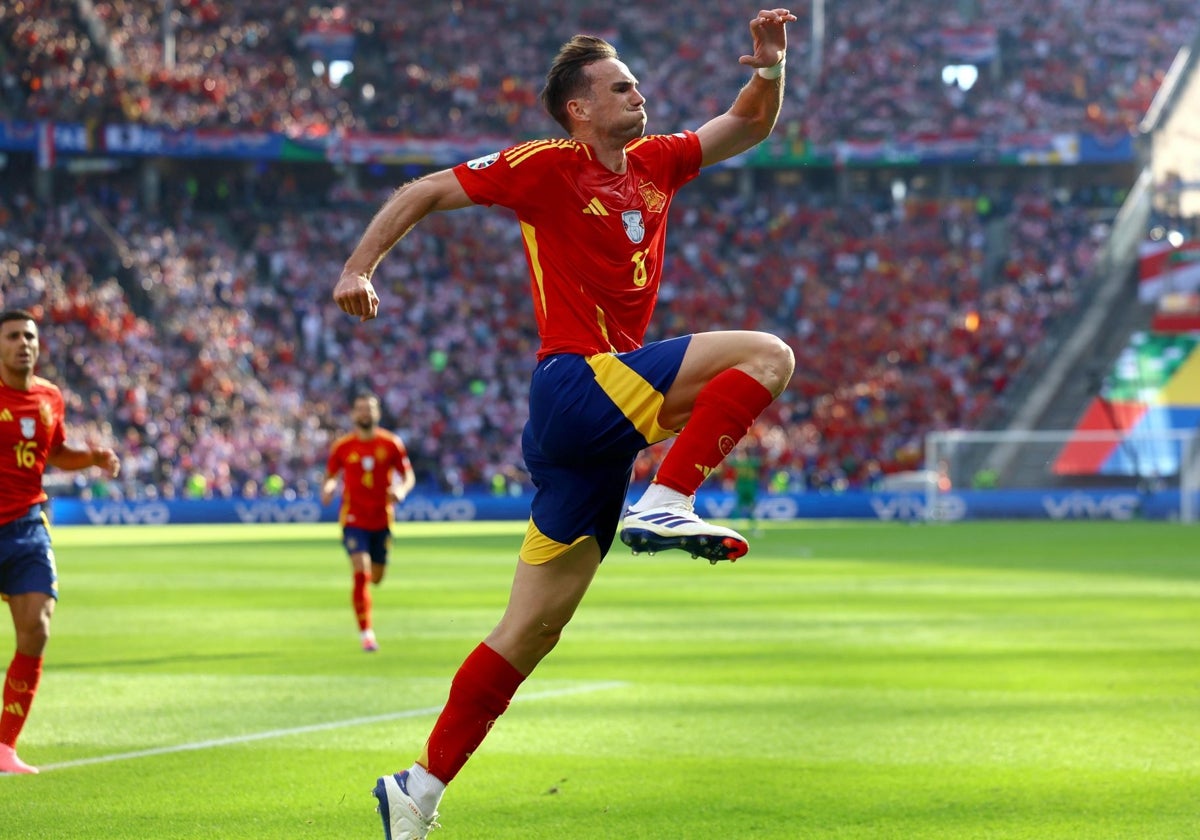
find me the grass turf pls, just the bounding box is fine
[3,520,1198,839]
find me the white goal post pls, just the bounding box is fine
[923,428,1200,523]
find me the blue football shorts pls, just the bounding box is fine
[342,527,391,565]
[0,505,58,599]
[519,335,691,564]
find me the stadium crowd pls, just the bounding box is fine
[0,0,1191,499]
[0,164,1106,499]
[3,0,1197,141]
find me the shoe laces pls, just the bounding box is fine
[664,494,697,514]
[413,810,442,834]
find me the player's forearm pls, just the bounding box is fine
[47,444,108,473]
[727,61,786,142]
[390,475,416,503]
[320,477,339,499]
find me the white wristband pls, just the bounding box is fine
[757,57,785,80]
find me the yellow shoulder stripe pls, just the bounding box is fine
[507,138,582,167]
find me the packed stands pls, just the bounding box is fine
[0,165,1115,497]
[1,0,1195,498]
[4,0,1197,139]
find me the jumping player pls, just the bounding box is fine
[332,9,796,837]
[320,392,416,653]
[0,310,121,774]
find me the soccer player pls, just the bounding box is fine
[332,9,796,838]
[0,310,120,774]
[729,436,766,536]
[320,391,416,653]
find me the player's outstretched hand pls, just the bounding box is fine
[93,447,121,478]
[334,271,381,322]
[739,8,796,69]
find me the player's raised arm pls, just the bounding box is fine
[334,168,475,322]
[695,8,795,168]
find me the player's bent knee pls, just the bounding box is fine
[744,333,795,395]
[15,627,50,656]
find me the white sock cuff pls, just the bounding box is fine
[405,763,448,816]
[631,482,688,512]
[406,763,446,814]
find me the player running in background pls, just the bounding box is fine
[0,309,121,774]
[320,392,416,653]
[333,9,796,837]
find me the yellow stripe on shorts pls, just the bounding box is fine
[520,517,589,565]
[585,352,675,445]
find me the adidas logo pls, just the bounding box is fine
[0,408,12,422]
[582,197,609,216]
[632,510,694,527]
[3,701,26,718]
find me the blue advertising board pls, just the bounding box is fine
[0,120,1137,167]
[46,487,1190,527]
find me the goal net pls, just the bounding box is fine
[922,428,1200,522]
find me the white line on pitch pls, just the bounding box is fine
[32,681,628,773]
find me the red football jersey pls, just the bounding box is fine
[453,132,702,359]
[325,429,410,531]
[0,376,66,525]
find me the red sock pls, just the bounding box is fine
[420,643,526,784]
[654,369,773,496]
[353,571,372,631]
[1,652,43,748]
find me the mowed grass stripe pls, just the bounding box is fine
[3,520,1196,839]
[35,680,626,773]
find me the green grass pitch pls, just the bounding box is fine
[3,520,1199,839]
